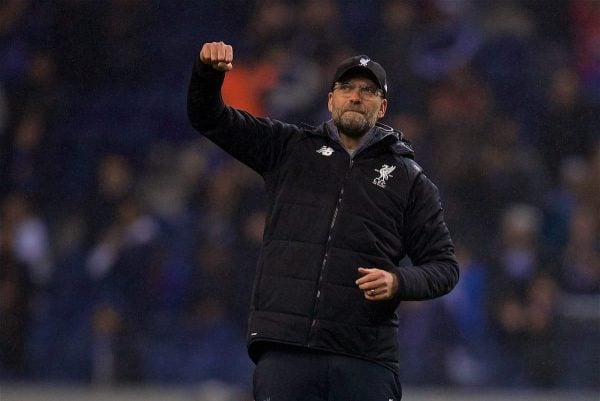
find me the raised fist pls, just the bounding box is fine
[199,41,233,71]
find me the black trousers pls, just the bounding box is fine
[253,345,402,401]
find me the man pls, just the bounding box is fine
[188,41,459,400]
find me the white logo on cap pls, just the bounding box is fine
[359,57,370,67]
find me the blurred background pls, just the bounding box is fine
[0,0,599,399]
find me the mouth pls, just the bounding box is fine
[344,109,365,115]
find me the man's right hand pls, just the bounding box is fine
[200,41,233,71]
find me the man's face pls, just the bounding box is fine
[328,74,387,139]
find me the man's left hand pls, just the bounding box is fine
[356,267,399,301]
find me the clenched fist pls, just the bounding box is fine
[199,41,233,71]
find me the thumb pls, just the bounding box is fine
[214,61,233,71]
[358,267,375,275]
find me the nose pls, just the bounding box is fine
[347,89,362,102]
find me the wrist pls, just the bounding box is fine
[391,272,399,296]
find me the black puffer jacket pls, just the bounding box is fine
[188,60,459,373]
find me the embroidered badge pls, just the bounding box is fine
[359,57,370,67]
[373,164,396,188]
[316,146,334,156]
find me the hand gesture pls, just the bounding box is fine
[356,267,399,301]
[199,41,234,71]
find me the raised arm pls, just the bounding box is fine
[187,42,293,175]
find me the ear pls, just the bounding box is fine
[377,99,388,118]
[327,92,333,113]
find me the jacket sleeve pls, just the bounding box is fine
[392,172,459,301]
[186,57,293,175]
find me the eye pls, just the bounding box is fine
[334,82,382,98]
[360,86,379,97]
[337,82,354,92]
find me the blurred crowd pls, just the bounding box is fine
[1,0,599,392]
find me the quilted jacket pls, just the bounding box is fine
[187,60,459,373]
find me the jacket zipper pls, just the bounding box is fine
[307,158,354,346]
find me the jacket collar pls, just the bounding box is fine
[317,120,414,159]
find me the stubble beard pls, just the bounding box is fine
[334,110,376,139]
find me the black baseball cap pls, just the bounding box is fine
[331,55,388,97]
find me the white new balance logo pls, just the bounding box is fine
[373,164,396,188]
[316,146,334,156]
